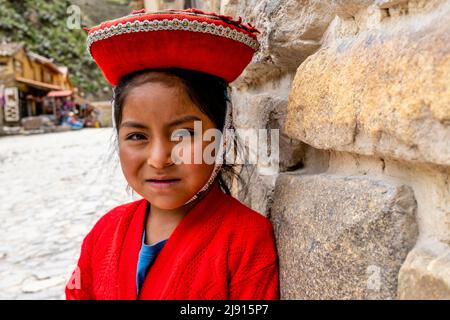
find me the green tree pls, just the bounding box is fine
[0,0,114,99]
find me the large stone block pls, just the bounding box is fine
[222,0,335,87]
[398,240,450,299]
[271,173,418,299]
[286,0,450,165]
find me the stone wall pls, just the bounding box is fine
[222,0,450,299]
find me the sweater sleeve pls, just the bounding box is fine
[229,218,280,300]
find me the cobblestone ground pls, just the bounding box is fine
[0,128,139,299]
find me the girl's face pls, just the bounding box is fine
[118,80,216,210]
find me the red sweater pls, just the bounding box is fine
[65,182,279,300]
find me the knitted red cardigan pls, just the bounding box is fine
[65,183,279,300]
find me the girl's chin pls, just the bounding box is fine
[145,195,189,210]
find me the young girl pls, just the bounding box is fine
[65,8,279,300]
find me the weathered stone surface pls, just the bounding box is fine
[235,165,276,216]
[332,0,375,18]
[231,87,306,214]
[398,240,450,299]
[222,0,336,87]
[327,152,450,244]
[286,0,450,165]
[233,92,305,172]
[271,173,418,299]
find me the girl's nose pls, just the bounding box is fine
[146,139,174,169]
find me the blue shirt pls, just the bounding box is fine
[136,210,168,295]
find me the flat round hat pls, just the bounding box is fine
[86,8,260,86]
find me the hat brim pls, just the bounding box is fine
[87,12,259,86]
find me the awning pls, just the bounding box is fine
[47,90,73,97]
[15,76,63,91]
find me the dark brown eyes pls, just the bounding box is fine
[125,129,195,141]
[125,133,147,141]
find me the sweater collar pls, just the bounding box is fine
[117,181,225,299]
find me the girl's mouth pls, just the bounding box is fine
[145,178,181,190]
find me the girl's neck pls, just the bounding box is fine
[144,182,219,245]
[144,200,198,245]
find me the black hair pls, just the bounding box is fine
[112,67,244,196]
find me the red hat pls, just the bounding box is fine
[86,8,260,86]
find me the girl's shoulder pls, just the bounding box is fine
[218,192,278,275]
[86,198,146,242]
[219,192,274,234]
